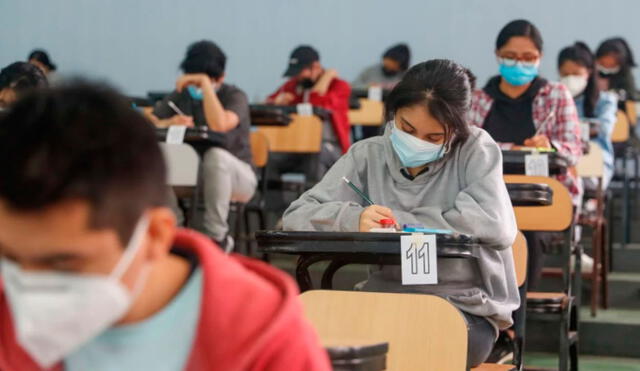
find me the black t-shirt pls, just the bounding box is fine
[482,76,548,145]
[153,84,253,165]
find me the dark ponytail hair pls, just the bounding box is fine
[596,37,637,69]
[558,41,599,118]
[496,19,543,52]
[384,59,471,154]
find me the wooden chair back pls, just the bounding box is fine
[300,290,468,371]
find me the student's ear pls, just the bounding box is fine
[144,207,177,261]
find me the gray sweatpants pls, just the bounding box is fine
[170,147,257,241]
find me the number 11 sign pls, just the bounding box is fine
[400,234,438,285]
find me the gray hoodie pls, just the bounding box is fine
[283,124,520,329]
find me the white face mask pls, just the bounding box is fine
[1,216,151,368]
[560,75,589,97]
[597,64,621,75]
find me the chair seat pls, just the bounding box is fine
[527,292,569,313]
[471,363,516,371]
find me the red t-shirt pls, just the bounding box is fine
[268,77,352,153]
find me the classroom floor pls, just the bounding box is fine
[526,352,640,370]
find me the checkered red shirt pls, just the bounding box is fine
[468,80,583,201]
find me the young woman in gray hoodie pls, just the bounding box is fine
[283,59,519,368]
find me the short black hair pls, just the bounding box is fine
[0,82,167,245]
[385,59,472,155]
[0,62,48,93]
[28,49,57,71]
[496,19,543,52]
[558,41,599,118]
[383,43,411,71]
[180,40,227,79]
[596,37,637,68]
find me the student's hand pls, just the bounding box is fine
[175,74,213,93]
[168,115,195,127]
[273,92,295,105]
[359,205,396,232]
[322,68,338,81]
[523,135,551,149]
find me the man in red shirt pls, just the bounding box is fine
[0,83,331,371]
[267,46,351,179]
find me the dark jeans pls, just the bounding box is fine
[463,312,496,369]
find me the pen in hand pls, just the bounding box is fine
[342,177,374,206]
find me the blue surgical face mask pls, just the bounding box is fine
[187,85,203,100]
[389,123,446,168]
[186,83,220,101]
[498,58,539,86]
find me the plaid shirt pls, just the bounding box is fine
[468,80,583,202]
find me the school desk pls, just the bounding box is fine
[256,231,478,292]
[502,149,570,175]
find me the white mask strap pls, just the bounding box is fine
[110,215,150,280]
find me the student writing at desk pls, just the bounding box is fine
[283,60,519,368]
[596,37,639,103]
[468,20,583,289]
[0,61,47,110]
[559,42,617,188]
[27,49,58,84]
[266,45,351,179]
[147,40,256,251]
[0,83,331,371]
[352,43,411,90]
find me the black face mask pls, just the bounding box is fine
[298,78,314,89]
[382,67,399,78]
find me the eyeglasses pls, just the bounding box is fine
[497,57,539,68]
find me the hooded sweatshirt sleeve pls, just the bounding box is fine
[390,131,517,249]
[283,145,367,232]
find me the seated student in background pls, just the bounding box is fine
[27,49,58,82]
[596,37,639,102]
[0,83,331,371]
[559,42,617,189]
[468,19,583,289]
[283,59,519,368]
[352,43,411,90]
[0,62,47,109]
[148,40,256,250]
[266,45,351,178]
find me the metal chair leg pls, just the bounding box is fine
[623,152,630,245]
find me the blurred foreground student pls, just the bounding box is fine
[283,59,519,368]
[0,62,47,109]
[149,40,256,250]
[0,83,331,371]
[352,43,411,90]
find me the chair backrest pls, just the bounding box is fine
[249,131,269,168]
[612,110,630,143]
[300,290,468,371]
[513,231,528,287]
[576,141,604,178]
[159,143,200,186]
[625,100,637,126]
[255,114,323,153]
[348,98,384,126]
[504,175,573,231]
